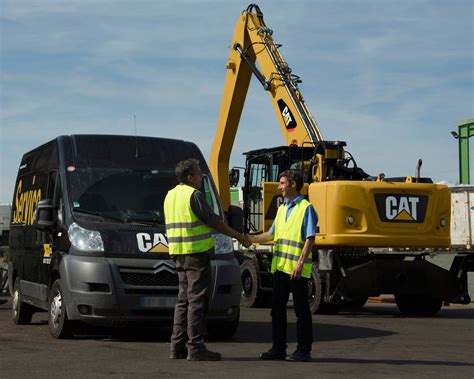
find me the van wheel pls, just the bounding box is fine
[12,278,34,325]
[48,280,76,339]
[344,296,369,309]
[207,308,240,340]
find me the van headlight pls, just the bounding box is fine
[68,222,104,252]
[212,233,233,255]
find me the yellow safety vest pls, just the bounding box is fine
[164,184,214,255]
[272,199,313,278]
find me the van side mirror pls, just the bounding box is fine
[35,199,56,231]
[226,205,244,233]
[229,168,240,187]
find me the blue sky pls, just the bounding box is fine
[1,0,473,203]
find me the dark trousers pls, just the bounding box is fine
[170,253,211,354]
[271,270,313,354]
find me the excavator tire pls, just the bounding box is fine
[308,264,322,314]
[395,294,443,316]
[240,258,270,308]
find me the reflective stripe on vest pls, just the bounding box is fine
[164,184,213,255]
[272,198,313,278]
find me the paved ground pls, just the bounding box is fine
[0,297,473,378]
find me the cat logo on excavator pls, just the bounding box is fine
[375,194,428,223]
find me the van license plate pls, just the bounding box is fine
[140,296,177,308]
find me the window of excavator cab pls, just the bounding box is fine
[250,163,266,186]
[249,162,279,186]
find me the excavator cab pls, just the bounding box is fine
[241,145,314,233]
[240,142,372,233]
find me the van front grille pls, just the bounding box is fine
[120,271,178,287]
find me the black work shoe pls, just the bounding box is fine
[285,351,311,362]
[259,350,287,360]
[187,349,222,361]
[169,350,187,359]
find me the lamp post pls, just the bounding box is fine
[451,118,474,184]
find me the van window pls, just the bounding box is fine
[68,168,220,222]
[202,174,220,215]
[68,168,179,224]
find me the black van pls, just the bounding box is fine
[8,135,241,338]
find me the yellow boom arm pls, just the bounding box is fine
[210,4,322,209]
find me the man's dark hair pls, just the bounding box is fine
[175,158,200,183]
[279,170,304,191]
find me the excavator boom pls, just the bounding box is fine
[210,4,322,208]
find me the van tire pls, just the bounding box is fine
[12,278,34,325]
[48,279,77,339]
[344,296,369,309]
[207,308,240,340]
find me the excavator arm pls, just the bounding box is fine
[210,4,322,209]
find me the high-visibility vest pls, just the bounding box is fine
[164,184,214,255]
[272,199,313,278]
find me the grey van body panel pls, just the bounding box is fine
[20,280,48,302]
[59,253,240,324]
[9,135,241,328]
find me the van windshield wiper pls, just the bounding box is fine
[72,208,125,223]
[124,217,164,226]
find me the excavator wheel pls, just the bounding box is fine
[240,259,270,308]
[308,264,322,314]
[395,294,443,316]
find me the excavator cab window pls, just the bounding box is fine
[244,155,273,232]
[242,146,315,232]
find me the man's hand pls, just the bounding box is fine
[247,232,273,244]
[291,262,303,280]
[238,233,252,248]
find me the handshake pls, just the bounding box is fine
[236,233,253,248]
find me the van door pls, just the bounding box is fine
[12,173,45,284]
[38,170,61,286]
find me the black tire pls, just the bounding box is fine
[395,294,443,316]
[207,308,240,340]
[12,278,34,325]
[240,259,265,308]
[48,279,77,339]
[344,296,369,309]
[308,264,322,314]
[308,266,340,314]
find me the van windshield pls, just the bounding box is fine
[68,168,221,225]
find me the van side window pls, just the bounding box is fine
[47,171,63,226]
[202,174,220,215]
[47,171,58,201]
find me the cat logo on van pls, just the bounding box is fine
[136,233,169,253]
[375,194,428,223]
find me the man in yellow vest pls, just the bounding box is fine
[164,158,250,361]
[248,170,317,362]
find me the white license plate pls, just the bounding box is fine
[140,296,177,308]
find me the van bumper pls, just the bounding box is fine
[60,254,241,325]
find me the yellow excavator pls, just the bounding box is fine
[209,4,472,315]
